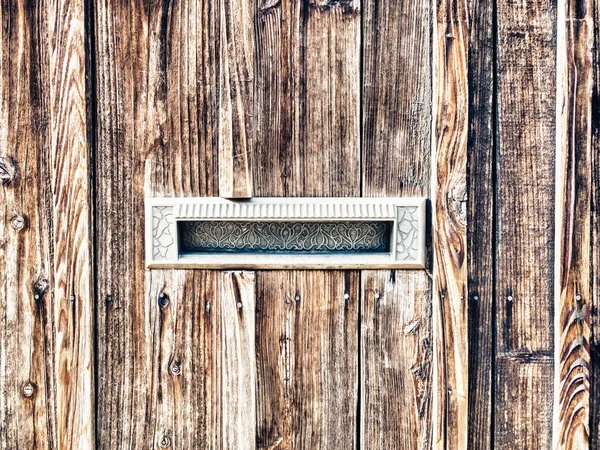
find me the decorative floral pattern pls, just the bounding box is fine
[152,206,175,259]
[396,206,419,261]
[179,220,392,254]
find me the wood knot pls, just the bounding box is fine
[11,215,26,231]
[160,434,171,448]
[0,156,17,185]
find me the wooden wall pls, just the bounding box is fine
[0,0,599,449]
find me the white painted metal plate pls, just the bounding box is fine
[145,197,427,269]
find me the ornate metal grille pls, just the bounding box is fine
[179,220,393,254]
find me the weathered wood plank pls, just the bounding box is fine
[151,270,256,449]
[591,0,600,445]
[361,0,433,447]
[0,1,93,448]
[362,0,432,197]
[495,0,557,446]
[361,271,432,449]
[256,271,359,449]
[254,0,360,197]
[94,1,252,448]
[254,2,361,448]
[553,0,593,448]
[495,354,554,449]
[466,0,495,446]
[219,0,254,198]
[432,1,469,448]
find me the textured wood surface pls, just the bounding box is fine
[361,0,433,447]
[432,1,469,448]
[554,0,593,448]
[0,1,93,448]
[219,0,254,198]
[256,271,358,449]
[5,0,600,448]
[254,0,360,197]
[495,0,557,447]
[466,0,495,447]
[360,271,432,449]
[253,2,361,448]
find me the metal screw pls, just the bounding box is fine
[70,294,76,302]
[295,295,301,302]
[507,296,513,302]
[158,292,169,309]
[170,364,181,376]
[374,292,380,300]
[473,295,479,301]
[575,294,582,302]
[344,293,350,300]
[205,301,211,313]
[106,294,113,303]
[11,215,26,231]
[23,381,35,398]
[237,301,243,309]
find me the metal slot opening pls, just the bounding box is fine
[178,220,394,255]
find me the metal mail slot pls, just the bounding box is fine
[145,197,427,269]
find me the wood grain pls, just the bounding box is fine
[0,1,93,448]
[254,0,360,197]
[495,0,557,446]
[432,1,469,448]
[253,2,361,448]
[150,271,255,449]
[361,0,433,447]
[256,270,359,449]
[466,0,495,446]
[219,0,254,198]
[94,1,255,448]
[554,1,593,448]
[495,354,554,449]
[360,271,432,449]
[591,0,600,445]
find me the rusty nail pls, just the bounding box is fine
[11,215,26,231]
[23,381,35,398]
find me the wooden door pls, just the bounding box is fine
[0,0,599,449]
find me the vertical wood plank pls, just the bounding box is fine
[553,0,593,448]
[219,0,254,198]
[0,1,93,448]
[254,0,360,197]
[95,1,256,448]
[256,271,359,449]
[254,1,361,448]
[495,355,554,449]
[495,0,557,447]
[432,1,469,448]
[466,0,495,446]
[591,0,600,445]
[150,271,256,449]
[361,0,433,448]
[361,271,432,449]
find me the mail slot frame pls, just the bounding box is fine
[145,197,427,269]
